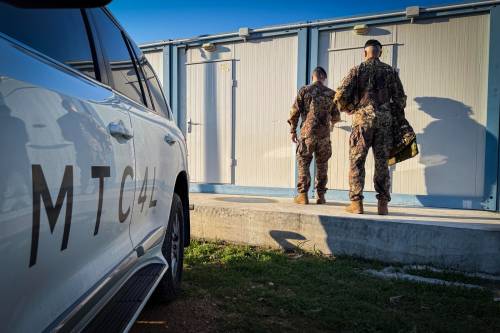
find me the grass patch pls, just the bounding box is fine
[182,240,500,333]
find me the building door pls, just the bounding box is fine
[186,60,233,184]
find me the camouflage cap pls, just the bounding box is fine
[364,39,382,48]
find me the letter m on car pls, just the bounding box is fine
[30,165,73,267]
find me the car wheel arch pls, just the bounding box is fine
[173,171,190,247]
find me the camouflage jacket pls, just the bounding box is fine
[333,58,406,116]
[335,58,418,165]
[288,82,340,139]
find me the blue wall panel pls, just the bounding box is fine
[484,6,500,211]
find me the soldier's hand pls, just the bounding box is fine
[291,132,298,143]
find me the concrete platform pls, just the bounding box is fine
[189,193,500,274]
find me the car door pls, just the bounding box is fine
[0,5,135,332]
[126,36,182,248]
[88,8,181,250]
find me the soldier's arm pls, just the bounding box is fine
[329,96,341,125]
[391,69,407,110]
[288,88,304,134]
[334,66,358,113]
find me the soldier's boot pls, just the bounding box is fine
[345,200,363,214]
[316,193,326,205]
[294,193,309,205]
[378,200,389,215]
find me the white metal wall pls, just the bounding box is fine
[144,50,164,85]
[318,14,489,197]
[233,37,297,188]
[177,36,297,188]
[145,12,490,198]
[185,61,233,184]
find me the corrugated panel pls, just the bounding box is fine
[185,61,233,184]
[233,36,297,188]
[394,14,489,196]
[144,50,163,84]
[319,14,489,197]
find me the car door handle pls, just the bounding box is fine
[108,120,133,140]
[164,134,176,145]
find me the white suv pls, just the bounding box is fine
[0,2,190,332]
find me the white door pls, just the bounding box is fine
[186,61,233,184]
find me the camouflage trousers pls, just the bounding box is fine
[296,136,332,194]
[349,108,392,202]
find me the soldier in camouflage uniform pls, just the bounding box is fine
[334,40,407,215]
[288,67,340,205]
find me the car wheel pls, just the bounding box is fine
[154,193,184,302]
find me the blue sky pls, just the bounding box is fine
[109,0,473,44]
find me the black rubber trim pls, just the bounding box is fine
[82,263,164,333]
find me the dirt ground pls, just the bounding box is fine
[131,287,221,333]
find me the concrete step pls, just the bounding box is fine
[189,193,500,274]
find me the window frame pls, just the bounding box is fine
[119,26,173,119]
[81,9,106,84]
[123,35,156,112]
[125,36,172,120]
[87,7,149,107]
[144,61,174,120]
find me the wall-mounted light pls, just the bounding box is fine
[353,24,369,35]
[406,6,420,23]
[202,42,216,52]
[239,27,251,40]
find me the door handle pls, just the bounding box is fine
[164,134,176,145]
[108,120,133,140]
[187,117,201,133]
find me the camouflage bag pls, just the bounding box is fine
[388,105,419,166]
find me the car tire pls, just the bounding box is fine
[154,193,184,302]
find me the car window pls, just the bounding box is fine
[137,60,155,111]
[91,9,145,105]
[125,37,155,111]
[0,4,97,79]
[142,62,171,119]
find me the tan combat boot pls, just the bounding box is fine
[378,200,389,215]
[345,200,363,214]
[316,193,326,204]
[294,193,309,205]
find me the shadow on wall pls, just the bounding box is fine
[269,230,306,252]
[204,62,221,183]
[413,97,491,206]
